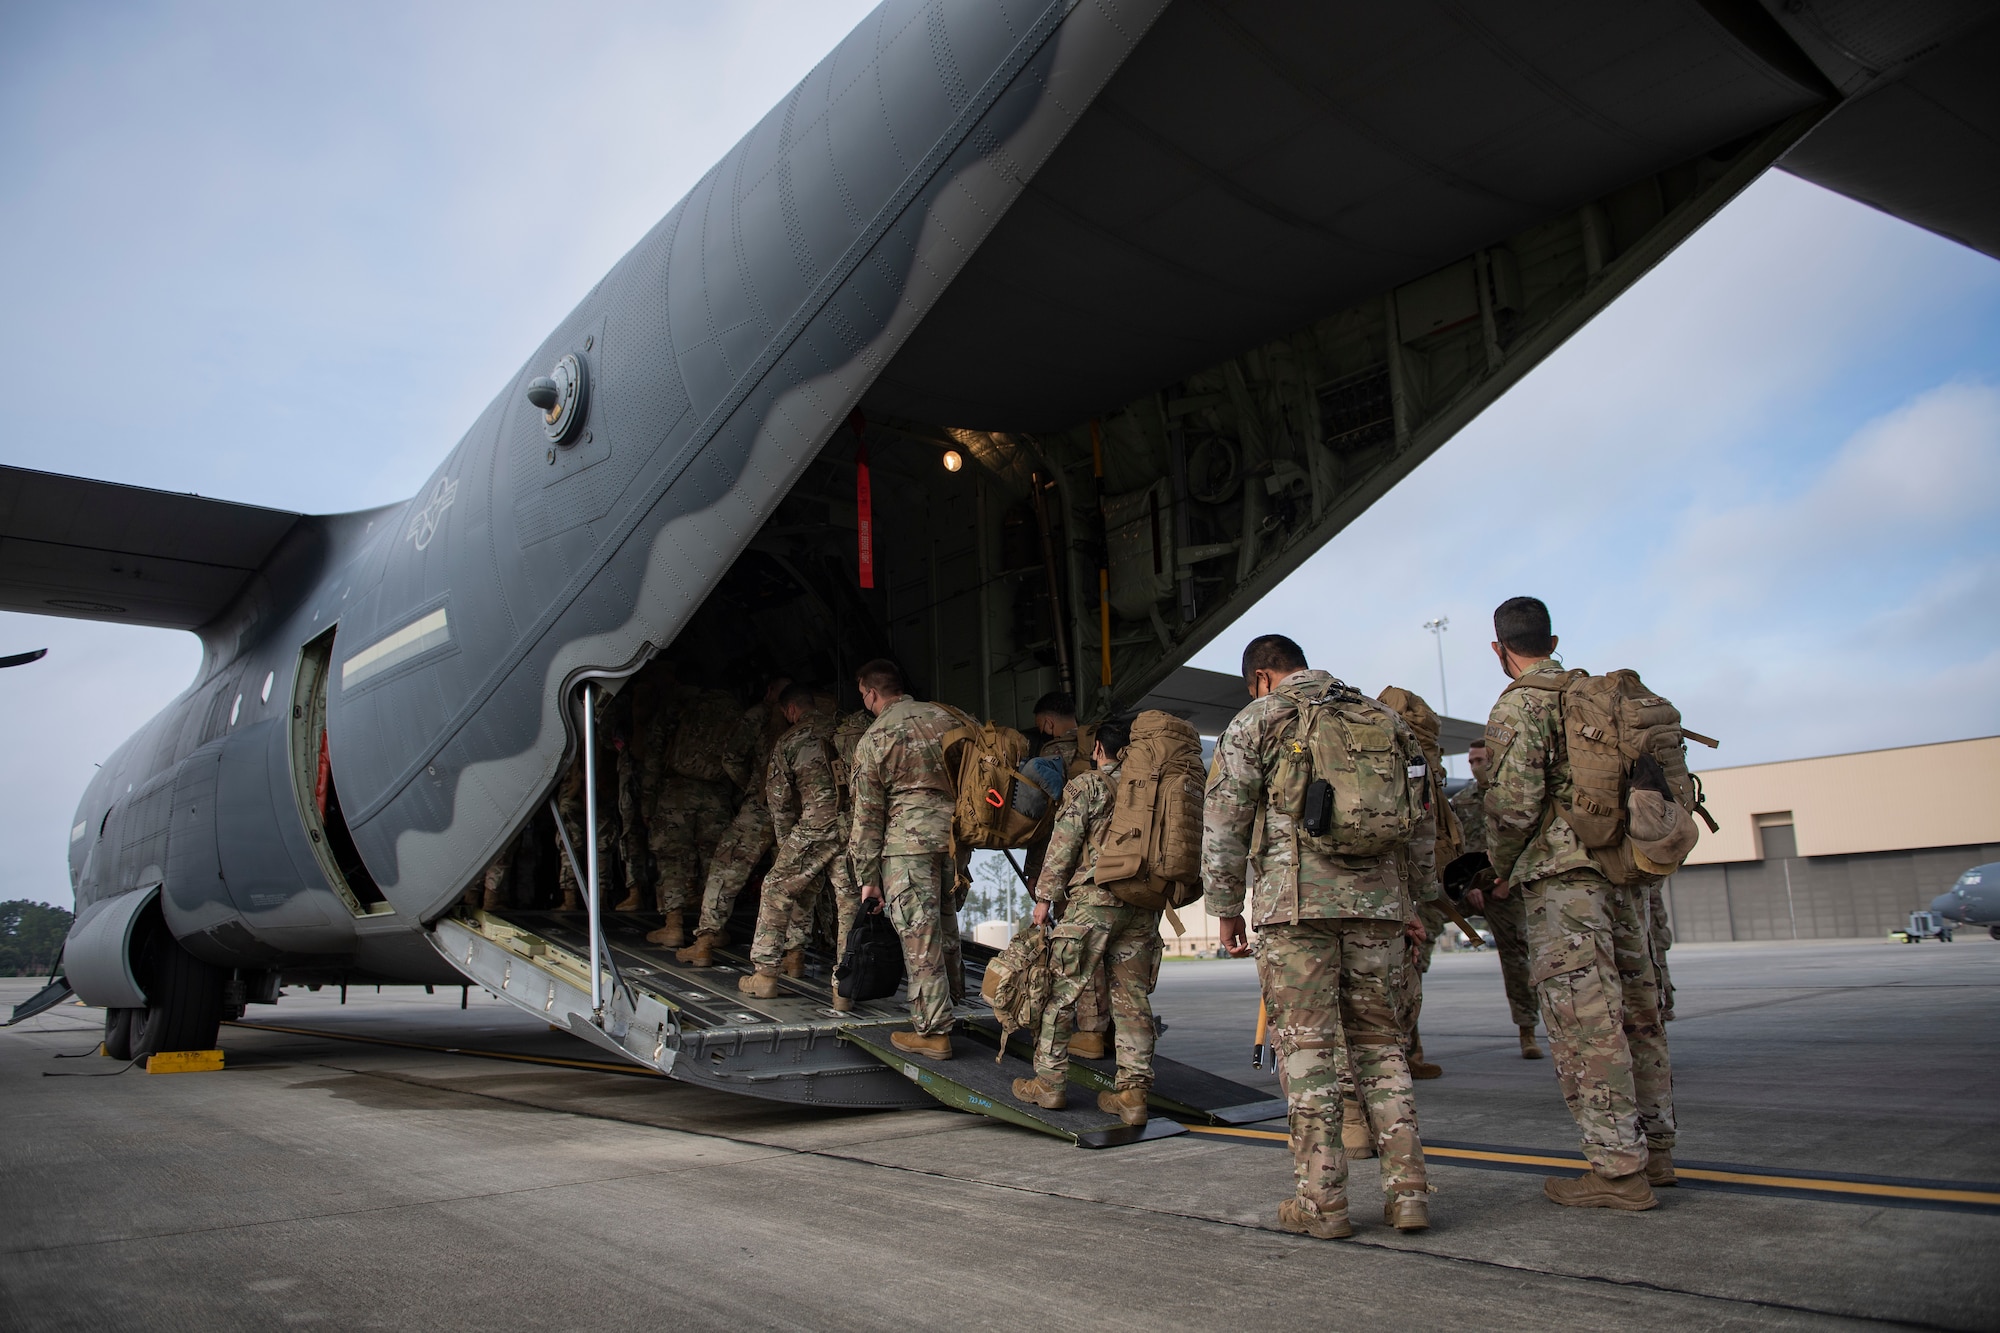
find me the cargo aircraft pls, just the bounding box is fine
[5,0,1994,1135]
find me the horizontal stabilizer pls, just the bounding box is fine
[0,465,300,631]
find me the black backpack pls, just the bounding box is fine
[835,907,905,1003]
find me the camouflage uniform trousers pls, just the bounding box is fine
[749,823,840,970]
[1647,881,1675,1021]
[1391,900,1448,1041]
[827,812,861,959]
[883,852,960,1036]
[615,747,647,899]
[694,800,776,938]
[1259,919,1427,1209]
[1032,897,1163,1091]
[1524,866,1675,1176]
[648,776,733,915]
[1482,884,1541,1030]
[552,781,613,904]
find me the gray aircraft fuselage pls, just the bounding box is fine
[19,0,1993,1029]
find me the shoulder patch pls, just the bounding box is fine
[1485,722,1517,750]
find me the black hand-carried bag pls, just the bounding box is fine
[834,904,906,1003]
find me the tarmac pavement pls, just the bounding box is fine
[3,933,1995,1330]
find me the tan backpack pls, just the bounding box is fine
[1377,686,1463,867]
[1505,668,1719,884]
[1269,677,1423,859]
[940,717,1053,850]
[669,689,742,783]
[978,927,1051,1062]
[1092,710,1205,913]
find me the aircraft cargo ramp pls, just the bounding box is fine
[437,908,1280,1144]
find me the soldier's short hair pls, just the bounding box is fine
[777,682,818,711]
[1093,717,1131,758]
[1493,597,1555,656]
[1032,690,1075,719]
[1241,634,1307,686]
[854,658,904,696]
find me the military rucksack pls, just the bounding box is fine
[1504,668,1719,885]
[829,709,871,809]
[978,926,1051,1061]
[1091,710,1205,913]
[940,717,1057,850]
[1377,686,1463,868]
[1269,677,1423,859]
[669,689,742,784]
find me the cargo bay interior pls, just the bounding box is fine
[479,127,1782,915]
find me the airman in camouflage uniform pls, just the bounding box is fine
[1012,720,1160,1125]
[600,685,650,912]
[1483,596,1672,1209]
[1033,691,1112,1061]
[1376,687,1455,1083]
[739,687,842,998]
[644,683,737,947]
[827,706,873,972]
[680,679,791,965]
[1204,636,1434,1238]
[1454,739,1543,1057]
[552,756,596,910]
[847,659,961,1058]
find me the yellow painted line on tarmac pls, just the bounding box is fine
[1181,1126,2000,1207]
[223,1020,665,1078]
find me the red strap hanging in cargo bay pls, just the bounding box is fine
[851,410,874,589]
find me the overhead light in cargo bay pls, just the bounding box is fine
[941,450,963,472]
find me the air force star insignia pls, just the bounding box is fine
[407,476,459,551]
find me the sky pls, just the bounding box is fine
[2,3,1996,907]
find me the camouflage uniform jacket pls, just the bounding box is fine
[766,705,841,841]
[1483,658,1598,887]
[1201,669,1435,926]
[1448,780,1486,861]
[640,683,691,796]
[1039,731,1078,764]
[721,702,785,807]
[846,697,957,886]
[1033,766,1119,909]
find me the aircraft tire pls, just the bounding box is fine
[1990,926,2000,941]
[132,938,225,1057]
[101,1007,138,1061]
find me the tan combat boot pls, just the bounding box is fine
[1543,1168,1658,1210]
[1519,1025,1544,1060]
[1342,1097,1376,1159]
[1277,1197,1352,1240]
[1407,1035,1442,1080]
[781,949,805,979]
[644,911,685,948]
[1097,1087,1148,1126]
[1383,1189,1430,1232]
[612,890,643,913]
[1066,1030,1107,1060]
[1647,1148,1678,1187]
[1011,1074,1067,1110]
[675,933,719,968]
[737,968,781,999]
[890,1029,953,1060]
[560,890,581,911]
[830,989,854,1013]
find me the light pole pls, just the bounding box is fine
[1423,616,1449,718]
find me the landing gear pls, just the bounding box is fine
[130,930,225,1057]
[101,1007,141,1061]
